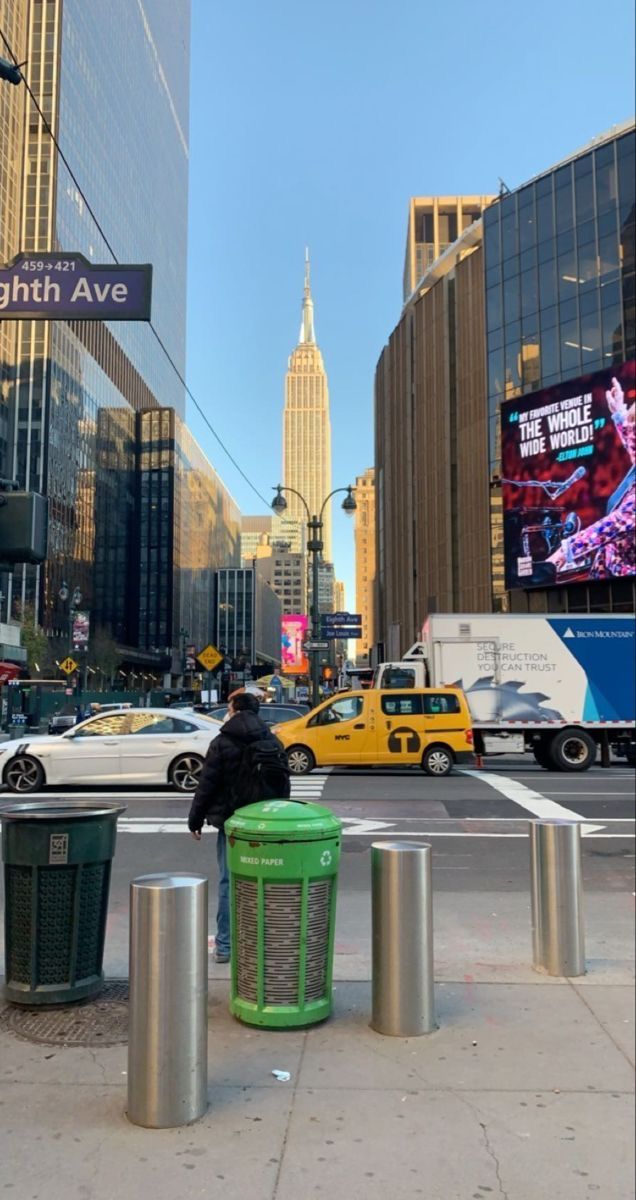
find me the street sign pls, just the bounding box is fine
[321,628,362,640]
[321,612,362,626]
[304,640,330,651]
[0,253,152,321]
[197,643,223,672]
[59,656,78,675]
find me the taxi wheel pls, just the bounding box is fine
[169,754,204,792]
[287,745,315,775]
[421,745,454,777]
[4,755,45,794]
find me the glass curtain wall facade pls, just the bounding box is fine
[484,122,636,614]
[1,0,191,650]
[136,411,241,669]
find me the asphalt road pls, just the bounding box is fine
[0,760,633,979]
[3,758,632,886]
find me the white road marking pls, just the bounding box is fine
[115,817,634,839]
[540,791,634,797]
[461,770,606,836]
[0,779,327,802]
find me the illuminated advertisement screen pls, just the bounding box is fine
[501,359,635,590]
[281,614,309,675]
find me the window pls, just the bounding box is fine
[310,696,364,726]
[381,694,422,716]
[379,666,417,688]
[73,714,129,737]
[127,714,199,735]
[423,693,461,715]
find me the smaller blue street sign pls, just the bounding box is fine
[321,612,362,627]
[321,628,362,640]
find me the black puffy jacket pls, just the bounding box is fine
[188,710,283,832]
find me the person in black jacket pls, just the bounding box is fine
[188,690,284,963]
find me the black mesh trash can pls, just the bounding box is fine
[1,801,125,1005]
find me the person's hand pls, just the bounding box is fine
[606,377,626,418]
[190,830,202,841]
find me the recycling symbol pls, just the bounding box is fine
[320,850,332,867]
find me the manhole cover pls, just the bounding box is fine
[0,981,129,1046]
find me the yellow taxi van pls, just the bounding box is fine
[273,687,474,776]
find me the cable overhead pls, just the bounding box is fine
[0,27,270,510]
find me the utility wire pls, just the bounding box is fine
[0,27,271,510]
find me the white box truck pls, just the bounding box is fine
[373,613,636,771]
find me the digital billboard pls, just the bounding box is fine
[501,359,635,590]
[281,615,309,675]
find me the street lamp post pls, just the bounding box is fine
[179,626,189,690]
[59,581,84,690]
[272,484,356,708]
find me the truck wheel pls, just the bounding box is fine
[532,740,552,769]
[287,746,315,775]
[549,729,596,772]
[422,745,454,777]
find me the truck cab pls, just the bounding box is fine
[373,644,429,690]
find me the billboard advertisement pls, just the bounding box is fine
[281,615,309,675]
[72,611,90,650]
[501,359,635,590]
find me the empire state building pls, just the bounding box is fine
[283,253,332,561]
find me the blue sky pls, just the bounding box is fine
[185,0,635,606]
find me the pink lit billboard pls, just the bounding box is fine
[281,615,309,675]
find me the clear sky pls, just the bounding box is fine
[185,0,635,608]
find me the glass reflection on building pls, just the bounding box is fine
[136,411,241,669]
[0,0,191,660]
[484,122,635,614]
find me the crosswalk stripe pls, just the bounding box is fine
[460,770,605,836]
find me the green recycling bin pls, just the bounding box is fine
[226,799,341,1028]
[1,801,125,1006]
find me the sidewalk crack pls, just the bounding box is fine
[86,1047,108,1086]
[479,1120,509,1200]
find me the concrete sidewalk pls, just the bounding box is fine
[0,969,634,1200]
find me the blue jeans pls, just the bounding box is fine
[216,828,230,955]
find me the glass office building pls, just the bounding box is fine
[135,411,241,672]
[484,121,635,613]
[215,569,282,669]
[1,0,191,656]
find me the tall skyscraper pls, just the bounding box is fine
[354,468,376,662]
[403,195,495,301]
[0,1,236,679]
[283,252,332,560]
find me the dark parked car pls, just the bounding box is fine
[189,702,310,726]
[48,703,82,735]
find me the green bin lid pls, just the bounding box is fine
[226,799,341,842]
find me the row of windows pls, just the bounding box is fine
[484,132,634,269]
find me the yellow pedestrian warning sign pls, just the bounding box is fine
[196,644,223,672]
[59,656,79,676]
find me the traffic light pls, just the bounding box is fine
[0,56,22,86]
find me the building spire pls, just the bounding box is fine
[299,246,316,344]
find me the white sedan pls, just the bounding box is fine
[0,708,221,794]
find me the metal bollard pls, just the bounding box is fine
[127,873,208,1128]
[530,819,585,977]
[371,842,435,1036]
